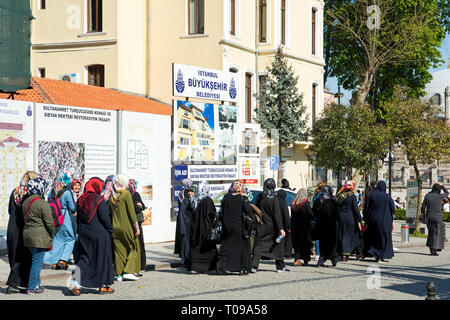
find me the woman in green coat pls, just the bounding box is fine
[22,178,55,294]
[108,175,141,281]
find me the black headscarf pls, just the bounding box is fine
[277,189,287,201]
[262,178,276,199]
[431,183,442,194]
[322,185,335,200]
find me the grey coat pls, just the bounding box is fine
[421,185,448,250]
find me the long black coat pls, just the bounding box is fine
[6,190,32,288]
[291,201,314,261]
[315,199,339,260]
[337,194,363,255]
[253,195,283,261]
[189,197,218,272]
[218,193,253,272]
[363,181,394,260]
[174,197,193,268]
[76,200,114,288]
[422,185,448,250]
[277,191,292,258]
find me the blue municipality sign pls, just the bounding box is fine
[174,165,188,182]
[270,155,280,171]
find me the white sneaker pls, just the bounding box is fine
[122,273,139,281]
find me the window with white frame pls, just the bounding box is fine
[259,0,267,42]
[312,7,317,55]
[189,0,205,35]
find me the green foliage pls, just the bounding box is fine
[255,48,309,149]
[324,0,447,107]
[308,103,388,176]
[393,209,450,222]
[411,230,428,238]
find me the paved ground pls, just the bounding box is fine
[0,221,448,300]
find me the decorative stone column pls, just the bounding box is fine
[445,86,450,121]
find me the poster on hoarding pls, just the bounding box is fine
[173,63,239,103]
[238,157,260,186]
[121,111,154,226]
[35,103,117,184]
[0,99,34,227]
[174,100,216,162]
[174,100,238,164]
[237,123,260,157]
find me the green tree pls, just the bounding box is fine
[325,0,447,107]
[308,104,388,185]
[383,87,450,232]
[255,48,309,184]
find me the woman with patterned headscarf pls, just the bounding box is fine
[107,175,141,281]
[252,178,287,273]
[6,171,39,294]
[43,171,77,271]
[336,181,363,262]
[188,180,218,274]
[217,180,254,275]
[174,178,195,269]
[22,178,55,294]
[127,179,147,273]
[290,188,314,266]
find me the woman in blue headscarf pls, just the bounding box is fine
[362,181,395,263]
[43,171,77,270]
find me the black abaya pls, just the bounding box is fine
[363,181,394,260]
[291,201,314,263]
[6,190,32,289]
[337,194,362,256]
[189,197,218,272]
[315,198,339,266]
[422,184,448,251]
[174,197,193,268]
[252,195,284,261]
[217,193,253,272]
[77,200,114,288]
[277,190,292,258]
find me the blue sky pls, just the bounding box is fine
[326,34,450,105]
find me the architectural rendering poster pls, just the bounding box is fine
[121,111,154,226]
[0,99,34,227]
[174,100,216,162]
[237,122,261,157]
[34,103,117,184]
[217,104,238,164]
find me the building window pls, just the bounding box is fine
[312,8,317,55]
[245,73,252,123]
[258,75,267,108]
[312,83,317,124]
[38,68,46,78]
[431,93,441,105]
[189,0,205,35]
[88,0,103,33]
[39,0,46,10]
[281,0,286,45]
[179,118,190,130]
[88,64,104,87]
[230,0,236,36]
[259,0,267,42]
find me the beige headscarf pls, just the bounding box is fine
[291,188,308,210]
[13,171,39,205]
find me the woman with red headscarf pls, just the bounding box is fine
[68,177,115,295]
[336,181,363,262]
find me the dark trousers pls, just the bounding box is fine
[138,222,146,271]
[317,255,338,266]
[252,255,285,270]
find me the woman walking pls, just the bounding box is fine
[188,181,218,274]
[421,183,449,256]
[251,178,287,273]
[217,180,254,275]
[44,171,77,270]
[290,188,314,266]
[336,181,363,261]
[6,171,38,294]
[22,178,55,294]
[277,189,292,259]
[363,181,395,263]
[68,177,115,295]
[108,175,141,281]
[128,179,147,273]
[315,186,339,267]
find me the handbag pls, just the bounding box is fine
[207,212,222,242]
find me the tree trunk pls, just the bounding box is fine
[353,71,374,106]
[414,164,423,233]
